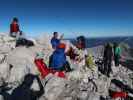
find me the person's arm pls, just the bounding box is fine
[60,34,64,40]
[17,24,20,32]
[32,76,44,98]
[10,24,12,34]
[119,47,121,54]
[118,47,122,59]
[84,49,88,57]
[111,47,113,60]
[51,38,58,49]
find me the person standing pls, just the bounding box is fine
[103,43,113,77]
[114,43,121,67]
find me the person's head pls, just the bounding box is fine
[105,42,111,48]
[53,32,58,38]
[107,43,110,46]
[12,17,18,23]
[76,36,86,49]
[114,42,119,47]
[77,36,86,43]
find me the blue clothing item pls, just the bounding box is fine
[51,37,60,49]
[51,48,66,70]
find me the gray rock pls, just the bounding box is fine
[44,76,67,100]
[0,63,10,83]
[0,34,132,100]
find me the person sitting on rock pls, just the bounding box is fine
[66,46,79,60]
[103,43,113,77]
[51,32,63,49]
[10,74,44,100]
[74,36,88,66]
[10,17,20,38]
[50,43,72,72]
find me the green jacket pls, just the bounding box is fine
[115,46,121,56]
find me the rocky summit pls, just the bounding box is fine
[0,34,133,100]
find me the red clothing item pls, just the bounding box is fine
[34,59,50,78]
[10,22,20,33]
[57,43,66,49]
[34,59,66,79]
[66,47,79,60]
[112,92,127,99]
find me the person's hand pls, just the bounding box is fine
[60,34,64,39]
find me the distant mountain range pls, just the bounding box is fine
[69,36,133,48]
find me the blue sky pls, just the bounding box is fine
[0,0,133,38]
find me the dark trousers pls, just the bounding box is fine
[104,59,112,77]
[49,55,53,68]
[64,61,72,72]
[114,55,120,66]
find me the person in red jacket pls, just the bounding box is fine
[10,17,20,37]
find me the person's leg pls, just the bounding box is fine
[117,56,120,66]
[10,32,17,38]
[16,32,20,40]
[107,59,112,77]
[116,55,120,66]
[103,59,108,74]
[15,39,21,47]
[114,55,118,66]
[15,38,24,47]
[64,61,72,72]
[105,60,109,76]
[49,55,53,68]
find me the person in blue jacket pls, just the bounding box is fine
[51,32,62,49]
[50,32,64,69]
[50,43,72,72]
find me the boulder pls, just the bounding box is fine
[6,47,38,87]
[44,75,67,100]
[0,63,10,83]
